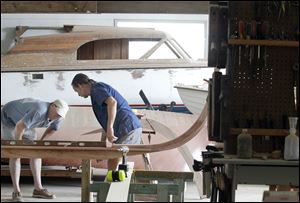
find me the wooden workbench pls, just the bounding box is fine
[212,157,299,202]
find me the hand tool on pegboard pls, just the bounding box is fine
[238,20,245,67]
[292,62,299,112]
[250,20,257,80]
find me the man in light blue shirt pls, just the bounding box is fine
[1,98,69,202]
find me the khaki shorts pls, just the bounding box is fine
[1,121,37,142]
[115,128,142,144]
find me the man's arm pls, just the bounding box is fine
[105,96,118,143]
[14,121,26,140]
[40,127,56,140]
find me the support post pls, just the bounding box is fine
[82,159,92,202]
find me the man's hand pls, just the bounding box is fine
[106,127,118,143]
[40,127,56,140]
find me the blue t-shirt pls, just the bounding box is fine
[1,98,62,130]
[90,82,141,138]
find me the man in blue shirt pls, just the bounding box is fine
[71,73,142,171]
[1,98,69,202]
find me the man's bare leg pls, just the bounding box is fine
[9,158,21,193]
[30,158,43,190]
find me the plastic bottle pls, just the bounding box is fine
[284,117,299,160]
[237,129,252,158]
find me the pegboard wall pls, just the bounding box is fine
[231,46,298,129]
[229,1,299,40]
[225,1,299,154]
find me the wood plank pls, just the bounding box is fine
[129,183,179,195]
[2,57,207,72]
[80,127,155,136]
[230,128,299,136]
[1,166,82,178]
[134,170,193,181]
[97,1,209,14]
[2,1,209,14]
[212,157,299,166]
[1,140,106,147]
[228,39,299,47]
[105,162,134,202]
[1,1,97,13]
[157,184,169,202]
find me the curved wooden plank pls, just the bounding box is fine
[121,102,207,152]
[1,103,207,160]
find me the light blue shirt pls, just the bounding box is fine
[1,98,62,130]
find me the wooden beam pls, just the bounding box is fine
[1,1,209,14]
[1,1,97,13]
[1,166,82,178]
[230,128,299,137]
[133,170,193,181]
[1,140,107,147]
[228,39,299,47]
[0,146,142,160]
[97,1,209,14]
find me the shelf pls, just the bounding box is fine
[230,128,299,136]
[228,39,299,47]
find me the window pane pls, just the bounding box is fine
[149,43,178,59]
[129,41,178,59]
[129,41,156,59]
[117,21,206,60]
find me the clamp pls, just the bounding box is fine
[118,146,129,177]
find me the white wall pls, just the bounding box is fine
[1,68,212,105]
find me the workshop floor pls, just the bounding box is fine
[1,175,268,202]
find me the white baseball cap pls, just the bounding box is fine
[53,99,69,119]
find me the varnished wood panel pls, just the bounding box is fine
[77,39,129,60]
[77,41,94,60]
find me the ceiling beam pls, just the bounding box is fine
[1,1,97,13]
[97,1,209,14]
[1,1,209,14]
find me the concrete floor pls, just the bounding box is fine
[1,175,269,202]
